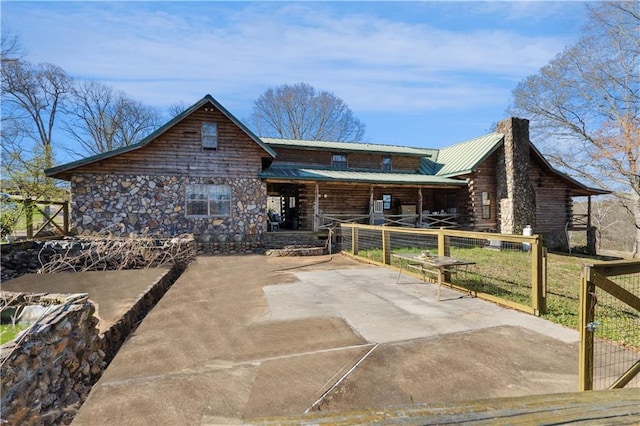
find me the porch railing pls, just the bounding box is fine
[571,214,589,229]
[316,212,462,230]
[317,213,370,229]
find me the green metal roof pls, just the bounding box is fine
[46,94,276,179]
[260,166,467,186]
[262,137,437,158]
[430,132,505,177]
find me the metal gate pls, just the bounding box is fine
[579,260,640,390]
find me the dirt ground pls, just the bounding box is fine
[27,254,580,425]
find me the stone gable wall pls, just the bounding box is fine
[71,174,267,251]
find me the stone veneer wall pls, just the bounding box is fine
[71,174,267,252]
[1,293,105,425]
[496,118,536,235]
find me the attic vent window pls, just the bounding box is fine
[332,153,347,169]
[202,122,218,149]
[381,156,392,171]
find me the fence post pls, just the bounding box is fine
[438,229,451,281]
[382,228,391,265]
[531,236,546,315]
[578,265,595,391]
[437,228,450,257]
[352,225,358,255]
[25,199,34,239]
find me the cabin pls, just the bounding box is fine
[45,94,607,252]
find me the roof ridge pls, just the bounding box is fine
[262,137,432,149]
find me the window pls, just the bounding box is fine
[374,200,384,213]
[382,194,392,210]
[186,184,231,217]
[331,153,348,169]
[381,156,392,171]
[481,192,491,219]
[202,122,218,149]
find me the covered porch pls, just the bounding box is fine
[265,179,469,232]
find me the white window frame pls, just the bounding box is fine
[374,200,384,214]
[185,184,231,217]
[202,122,218,149]
[481,192,491,219]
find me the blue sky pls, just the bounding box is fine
[2,1,590,154]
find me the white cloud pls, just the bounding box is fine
[3,1,578,115]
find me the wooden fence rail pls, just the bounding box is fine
[340,223,546,316]
[7,198,70,239]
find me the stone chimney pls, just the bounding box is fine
[496,117,536,234]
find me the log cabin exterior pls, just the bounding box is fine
[46,95,607,252]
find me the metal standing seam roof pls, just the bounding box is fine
[431,132,505,177]
[260,167,467,186]
[261,137,438,158]
[45,94,276,179]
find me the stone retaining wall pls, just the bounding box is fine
[1,237,196,281]
[1,241,57,281]
[1,293,105,425]
[0,265,183,425]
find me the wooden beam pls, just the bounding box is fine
[313,182,320,232]
[608,360,640,390]
[590,271,640,312]
[418,188,423,224]
[369,185,374,225]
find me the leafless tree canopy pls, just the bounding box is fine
[1,30,161,199]
[1,26,25,62]
[1,60,72,168]
[63,81,161,157]
[248,82,365,142]
[167,101,190,118]
[509,1,640,257]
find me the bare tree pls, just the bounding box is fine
[509,1,640,257]
[1,59,72,169]
[63,81,161,157]
[1,26,25,63]
[248,82,365,142]
[168,101,190,118]
[1,29,72,200]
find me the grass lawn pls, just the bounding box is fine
[349,247,639,349]
[0,323,30,345]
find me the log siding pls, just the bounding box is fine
[67,107,267,178]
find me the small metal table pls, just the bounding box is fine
[392,253,475,301]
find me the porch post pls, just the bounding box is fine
[587,195,592,228]
[369,185,374,225]
[314,182,320,232]
[418,188,423,225]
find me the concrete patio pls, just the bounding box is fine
[53,254,583,424]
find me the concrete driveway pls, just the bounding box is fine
[72,254,579,425]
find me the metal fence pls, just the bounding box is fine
[340,224,546,315]
[579,261,640,391]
